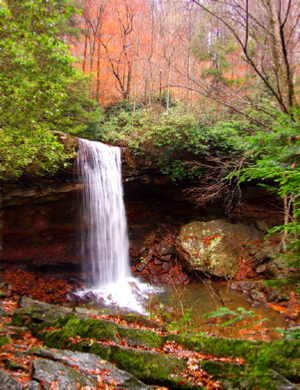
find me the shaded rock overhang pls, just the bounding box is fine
[0,134,283,268]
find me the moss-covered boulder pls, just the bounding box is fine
[18,297,73,323]
[34,315,165,350]
[176,220,276,278]
[49,130,78,151]
[172,333,300,386]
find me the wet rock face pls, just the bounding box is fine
[131,226,191,285]
[1,189,81,264]
[1,179,281,285]
[176,220,277,279]
[1,140,283,282]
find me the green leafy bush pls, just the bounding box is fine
[239,111,300,290]
[0,0,82,179]
[97,104,245,181]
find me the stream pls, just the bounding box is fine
[76,277,287,341]
[147,282,287,340]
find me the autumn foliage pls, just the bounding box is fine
[71,0,251,105]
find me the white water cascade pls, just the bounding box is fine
[77,138,130,285]
[76,139,153,312]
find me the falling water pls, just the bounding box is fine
[76,139,155,312]
[76,138,130,286]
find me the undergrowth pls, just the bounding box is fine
[96,104,245,181]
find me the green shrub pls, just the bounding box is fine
[96,104,245,181]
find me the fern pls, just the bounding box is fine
[203,307,237,319]
[275,327,300,340]
[203,307,268,328]
[241,318,268,329]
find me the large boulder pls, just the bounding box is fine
[176,220,277,278]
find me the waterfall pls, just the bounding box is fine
[76,138,130,286]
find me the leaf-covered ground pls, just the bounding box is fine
[1,269,82,305]
[0,295,228,389]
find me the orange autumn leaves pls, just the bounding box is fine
[71,0,247,105]
[1,268,83,305]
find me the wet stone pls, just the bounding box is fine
[66,292,85,304]
[157,239,174,256]
[0,369,22,390]
[144,251,153,264]
[84,291,98,301]
[136,263,146,272]
[31,347,150,389]
[33,358,95,389]
[256,263,268,274]
[267,289,279,303]
[19,298,72,322]
[162,263,171,272]
[26,381,41,390]
[249,289,269,307]
[230,281,255,292]
[250,301,261,308]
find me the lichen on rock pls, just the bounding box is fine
[176,220,277,279]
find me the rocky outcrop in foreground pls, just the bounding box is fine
[1,294,299,389]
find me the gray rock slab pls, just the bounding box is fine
[33,358,96,389]
[19,297,72,322]
[31,347,150,389]
[269,369,300,390]
[26,380,42,389]
[0,369,22,390]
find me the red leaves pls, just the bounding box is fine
[181,357,221,389]
[88,313,166,336]
[0,332,43,387]
[1,268,83,305]
[202,235,222,246]
[49,380,60,390]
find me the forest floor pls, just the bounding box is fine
[1,287,300,389]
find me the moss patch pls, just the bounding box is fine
[172,334,300,383]
[12,308,300,389]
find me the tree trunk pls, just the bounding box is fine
[96,40,101,101]
[82,32,88,73]
[132,44,140,127]
[167,62,170,110]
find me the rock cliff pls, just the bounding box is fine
[1,134,284,284]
